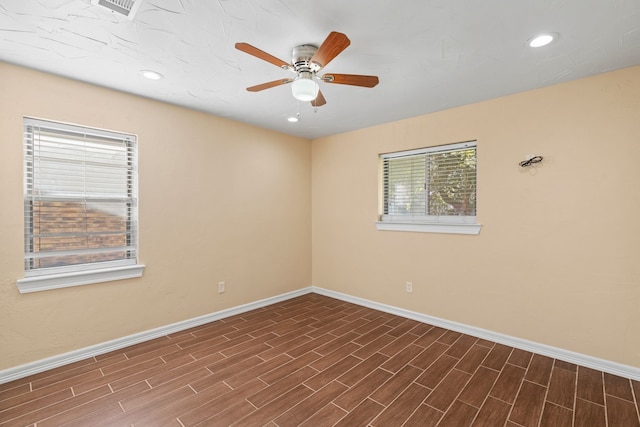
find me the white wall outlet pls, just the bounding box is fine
[406,281,413,293]
[217,281,225,294]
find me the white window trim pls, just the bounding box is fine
[375,221,481,235]
[378,141,480,235]
[17,264,145,294]
[379,140,476,158]
[20,117,144,293]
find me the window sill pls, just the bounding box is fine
[375,221,482,235]
[17,264,145,294]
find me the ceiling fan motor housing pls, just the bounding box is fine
[292,45,319,73]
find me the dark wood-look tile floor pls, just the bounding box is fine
[1,293,639,426]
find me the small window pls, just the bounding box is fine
[18,118,144,293]
[377,141,480,235]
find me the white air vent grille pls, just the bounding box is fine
[92,0,143,19]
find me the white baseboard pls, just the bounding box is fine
[311,286,640,381]
[3,285,638,385]
[0,287,313,385]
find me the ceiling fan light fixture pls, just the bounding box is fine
[291,71,318,102]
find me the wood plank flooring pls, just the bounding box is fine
[1,293,639,426]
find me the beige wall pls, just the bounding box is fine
[312,66,640,367]
[0,62,311,370]
[1,61,639,373]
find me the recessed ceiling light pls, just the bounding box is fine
[287,116,299,123]
[140,70,163,80]
[528,33,556,48]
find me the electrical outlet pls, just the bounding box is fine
[406,281,413,293]
[217,281,225,294]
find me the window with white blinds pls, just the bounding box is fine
[18,117,143,293]
[377,141,481,235]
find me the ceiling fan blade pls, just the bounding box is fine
[321,73,379,88]
[310,32,351,69]
[311,90,326,107]
[235,42,292,70]
[246,78,294,92]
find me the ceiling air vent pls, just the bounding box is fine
[92,0,143,19]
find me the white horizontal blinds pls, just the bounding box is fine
[24,118,137,272]
[381,142,476,220]
[382,155,426,216]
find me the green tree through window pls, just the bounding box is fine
[427,148,476,216]
[381,142,476,221]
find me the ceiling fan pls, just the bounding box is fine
[235,31,379,107]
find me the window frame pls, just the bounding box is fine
[17,117,144,293]
[376,141,481,235]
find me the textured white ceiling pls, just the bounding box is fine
[1,0,639,139]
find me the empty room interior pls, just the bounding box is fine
[1,1,639,426]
